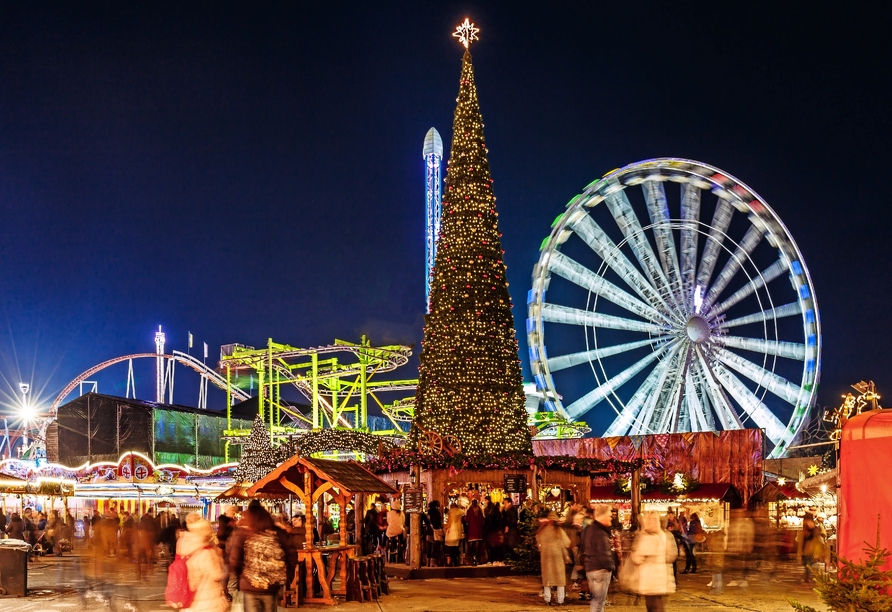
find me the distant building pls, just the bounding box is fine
[46,393,259,469]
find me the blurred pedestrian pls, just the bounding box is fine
[578,505,615,612]
[229,502,290,612]
[48,510,64,556]
[0,506,7,536]
[425,500,444,566]
[176,513,228,612]
[538,511,571,606]
[444,502,464,566]
[138,509,160,571]
[629,512,677,612]
[503,499,520,552]
[725,509,754,588]
[797,514,822,584]
[681,512,703,574]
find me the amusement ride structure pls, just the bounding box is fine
[527,158,821,458]
[424,127,444,313]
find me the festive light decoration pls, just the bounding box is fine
[412,39,532,457]
[777,477,787,486]
[294,429,394,457]
[824,380,882,441]
[233,415,292,483]
[453,18,479,49]
[366,451,641,474]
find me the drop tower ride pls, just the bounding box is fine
[423,127,443,312]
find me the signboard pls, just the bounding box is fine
[403,488,424,513]
[504,474,527,494]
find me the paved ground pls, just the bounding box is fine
[1,550,828,611]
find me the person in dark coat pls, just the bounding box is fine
[578,505,616,612]
[7,513,24,540]
[229,501,291,612]
[502,499,520,552]
[363,501,381,554]
[484,501,506,565]
[0,507,7,535]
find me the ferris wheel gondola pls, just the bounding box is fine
[527,159,820,458]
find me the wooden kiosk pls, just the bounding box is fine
[248,455,398,605]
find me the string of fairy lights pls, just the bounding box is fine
[413,22,532,457]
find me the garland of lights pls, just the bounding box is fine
[295,429,394,457]
[613,472,700,497]
[364,451,642,474]
[411,26,532,457]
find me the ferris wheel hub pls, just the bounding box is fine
[685,316,711,344]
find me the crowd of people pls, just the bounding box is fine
[0,498,834,611]
[359,494,521,567]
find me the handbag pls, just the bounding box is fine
[433,529,445,542]
[617,558,639,593]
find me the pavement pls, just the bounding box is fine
[1,548,828,612]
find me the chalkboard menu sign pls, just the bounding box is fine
[504,474,527,494]
[403,488,424,513]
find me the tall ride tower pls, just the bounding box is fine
[423,127,443,312]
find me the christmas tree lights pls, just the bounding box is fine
[412,28,532,457]
[233,415,290,483]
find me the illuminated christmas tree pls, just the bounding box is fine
[413,20,532,457]
[233,415,291,482]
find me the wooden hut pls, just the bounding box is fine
[248,456,397,605]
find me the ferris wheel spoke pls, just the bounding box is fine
[679,183,701,301]
[548,251,671,324]
[540,303,667,334]
[603,191,674,302]
[643,181,684,301]
[719,302,802,329]
[695,199,734,290]
[637,343,688,434]
[711,362,790,447]
[694,350,744,430]
[568,213,674,314]
[564,341,675,420]
[703,225,765,309]
[714,347,804,406]
[684,367,713,432]
[547,337,663,373]
[720,336,806,361]
[604,359,674,436]
[709,258,787,317]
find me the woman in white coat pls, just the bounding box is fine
[176,514,229,612]
[444,503,465,567]
[630,512,677,612]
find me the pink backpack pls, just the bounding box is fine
[165,554,195,609]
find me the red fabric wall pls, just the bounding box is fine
[840,410,892,570]
[533,429,763,505]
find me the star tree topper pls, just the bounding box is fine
[453,18,479,49]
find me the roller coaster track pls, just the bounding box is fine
[50,352,251,414]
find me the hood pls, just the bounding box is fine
[177,530,209,557]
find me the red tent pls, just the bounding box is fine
[839,410,892,570]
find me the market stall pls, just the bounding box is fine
[248,455,398,605]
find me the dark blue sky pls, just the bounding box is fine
[1,2,889,433]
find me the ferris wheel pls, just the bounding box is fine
[527,159,820,458]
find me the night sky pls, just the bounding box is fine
[1,3,889,435]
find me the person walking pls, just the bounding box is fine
[797,514,822,584]
[577,505,616,612]
[7,513,24,540]
[629,512,677,612]
[385,499,406,563]
[229,502,290,612]
[47,510,64,556]
[362,500,380,555]
[538,511,571,606]
[176,513,229,612]
[444,502,465,567]
[426,500,444,566]
[485,501,506,565]
[681,512,702,574]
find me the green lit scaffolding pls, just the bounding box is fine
[219,336,417,459]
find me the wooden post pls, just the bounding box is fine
[304,470,315,550]
[354,493,364,548]
[631,468,641,529]
[410,465,422,569]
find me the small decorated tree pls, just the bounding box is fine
[790,517,892,612]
